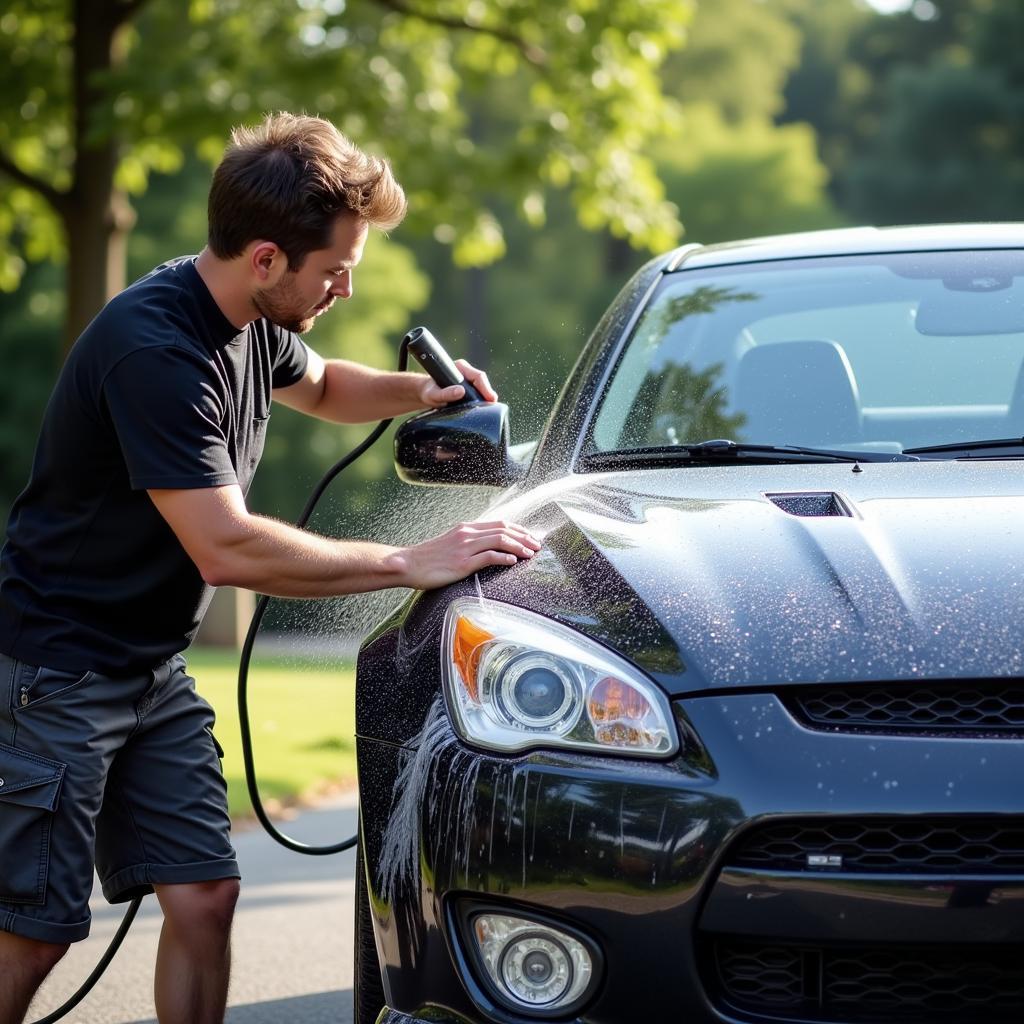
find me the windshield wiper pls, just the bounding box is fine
[582,439,920,469]
[903,437,1024,458]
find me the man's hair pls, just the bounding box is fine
[207,112,407,268]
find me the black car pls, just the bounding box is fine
[354,225,1024,1024]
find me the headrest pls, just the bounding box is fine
[734,339,862,447]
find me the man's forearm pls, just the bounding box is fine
[202,511,409,596]
[314,359,427,423]
[149,484,541,597]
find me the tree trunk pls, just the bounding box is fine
[62,162,134,355]
[605,233,634,277]
[63,0,137,356]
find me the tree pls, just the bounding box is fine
[661,0,805,123]
[843,2,1024,223]
[778,0,1024,222]
[389,0,842,456]
[0,0,692,354]
[844,62,1024,223]
[655,104,842,246]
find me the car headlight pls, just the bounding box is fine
[441,597,678,757]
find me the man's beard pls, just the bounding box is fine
[253,275,317,334]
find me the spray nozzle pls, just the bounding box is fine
[404,325,484,404]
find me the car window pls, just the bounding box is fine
[590,250,1024,454]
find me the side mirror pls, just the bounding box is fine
[395,402,525,487]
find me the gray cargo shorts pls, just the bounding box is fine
[0,651,239,944]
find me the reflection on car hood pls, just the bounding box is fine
[484,462,1024,695]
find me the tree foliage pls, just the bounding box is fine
[653,0,839,245]
[843,2,1024,222]
[0,0,693,347]
[783,0,1024,223]
[657,103,841,246]
[662,0,805,122]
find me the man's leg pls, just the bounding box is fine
[0,931,69,1023]
[153,879,240,1024]
[0,656,123,1020]
[95,658,240,1022]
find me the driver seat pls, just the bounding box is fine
[734,339,863,447]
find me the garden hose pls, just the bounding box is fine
[235,387,403,855]
[29,896,142,1024]
[238,325,478,854]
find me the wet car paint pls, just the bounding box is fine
[357,687,1023,1022]
[356,228,1024,1024]
[357,604,1024,1021]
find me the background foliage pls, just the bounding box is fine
[2,0,1021,535]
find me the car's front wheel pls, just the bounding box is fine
[354,827,386,1024]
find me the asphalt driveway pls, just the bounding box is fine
[26,793,359,1024]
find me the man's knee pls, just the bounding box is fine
[156,878,240,939]
[0,930,70,982]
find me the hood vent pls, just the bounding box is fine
[766,491,852,518]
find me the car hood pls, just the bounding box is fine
[483,461,1024,695]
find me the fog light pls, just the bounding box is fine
[472,913,594,1012]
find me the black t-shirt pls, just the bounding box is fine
[0,257,308,675]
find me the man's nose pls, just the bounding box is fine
[331,271,353,299]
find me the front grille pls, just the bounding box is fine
[730,817,1024,874]
[709,938,1024,1022]
[788,681,1024,737]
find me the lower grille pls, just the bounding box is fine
[709,938,1024,1022]
[729,817,1024,874]
[788,681,1024,737]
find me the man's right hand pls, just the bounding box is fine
[396,520,542,590]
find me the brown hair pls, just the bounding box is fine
[207,112,407,268]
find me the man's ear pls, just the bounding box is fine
[249,241,286,284]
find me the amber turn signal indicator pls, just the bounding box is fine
[453,615,494,702]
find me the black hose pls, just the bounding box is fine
[29,896,143,1024]
[236,339,410,855]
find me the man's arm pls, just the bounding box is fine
[272,346,496,423]
[148,484,540,596]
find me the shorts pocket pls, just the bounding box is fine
[205,726,226,760]
[0,741,66,904]
[14,664,94,711]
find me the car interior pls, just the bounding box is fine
[591,257,1024,456]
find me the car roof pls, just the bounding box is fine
[666,223,1024,272]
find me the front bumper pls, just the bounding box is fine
[377,1012,463,1024]
[357,692,1024,1024]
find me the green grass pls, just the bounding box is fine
[185,646,356,819]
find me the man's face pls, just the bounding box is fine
[254,213,369,334]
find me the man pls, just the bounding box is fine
[0,112,540,1024]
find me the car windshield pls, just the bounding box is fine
[588,249,1024,458]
